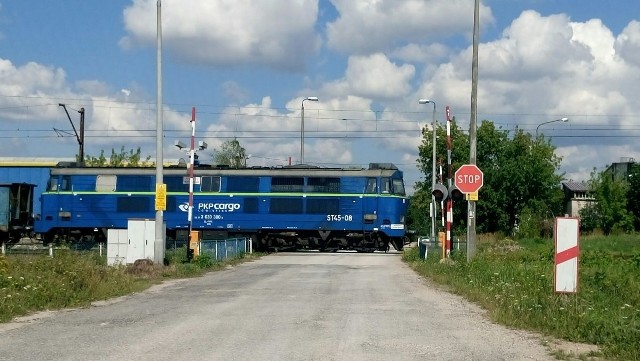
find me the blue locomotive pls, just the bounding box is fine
[34,163,409,252]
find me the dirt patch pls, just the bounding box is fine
[543,338,602,360]
[126,259,162,278]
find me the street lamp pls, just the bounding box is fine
[536,117,569,137]
[301,96,318,164]
[419,98,437,244]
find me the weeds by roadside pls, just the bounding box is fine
[0,248,262,323]
[404,235,640,361]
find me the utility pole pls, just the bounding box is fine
[154,0,165,264]
[467,0,480,261]
[58,104,85,166]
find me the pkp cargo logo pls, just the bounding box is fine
[178,203,190,212]
[178,202,242,213]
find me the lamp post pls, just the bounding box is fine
[536,117,569,137]
[419,99,437,243]
[301,96,318,164]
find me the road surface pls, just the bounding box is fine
[0,252,556,361]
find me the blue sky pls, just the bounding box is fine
[1,0,639,193]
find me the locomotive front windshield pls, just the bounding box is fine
[365,177,405,195]
[392,178,406,196]
[380,177,406,196]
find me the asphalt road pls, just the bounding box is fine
[0,252,555,361]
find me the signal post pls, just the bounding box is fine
[431,183,463,258]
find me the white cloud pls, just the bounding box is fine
[615,20,640,68]
[0,57,192,159]
[326,0,494,54]
[417,11,640,121]
[221,81,249,104]
[391,43,451,64]
[322,53,415,99]
[121,0,321,71]
[345,54,415,99]
[0,59,67,95]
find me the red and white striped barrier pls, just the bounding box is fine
[553,217,580,293]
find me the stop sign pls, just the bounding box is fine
[455,164,484,193]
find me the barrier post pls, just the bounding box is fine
[49,243,53,258]
[1,242,5,255]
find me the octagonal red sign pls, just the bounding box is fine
[455,164,484,193]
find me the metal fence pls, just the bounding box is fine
[0,240,105,257]
[165,238,249,261]
[2,237,250,262]
[199,238,248,261]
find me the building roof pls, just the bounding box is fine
[562,181,590,192]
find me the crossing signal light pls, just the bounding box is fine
[432,184,448,202]
[433,184,465,202]
[448,185,464,202]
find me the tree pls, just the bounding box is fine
[578,203,600,234]
[83,147,152,167]
[212,138,247,168]
[483,126,564,236]
[405,185,431,237]
[627,163,640,231]
[414,119,565,237]
[588,167,634,234]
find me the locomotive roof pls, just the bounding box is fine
[49,163,402,178]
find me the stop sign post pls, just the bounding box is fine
[455,164,484,194]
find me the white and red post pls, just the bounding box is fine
[187,107,196,259]
[188,107,196,231]
[445,106,453,257]
[554,217,580,293]
[439,161,445,228]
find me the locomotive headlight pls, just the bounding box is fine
[400,216,405,224]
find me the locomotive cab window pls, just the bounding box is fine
[365,178,377,194]
[393,178,406,196]
[47,177,59,191]
[51,175,72,191]
[381,178,391,194]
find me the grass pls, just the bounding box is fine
[0,247,262,323]
[405,234,640,360]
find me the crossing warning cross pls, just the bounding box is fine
[454,164,484,194]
